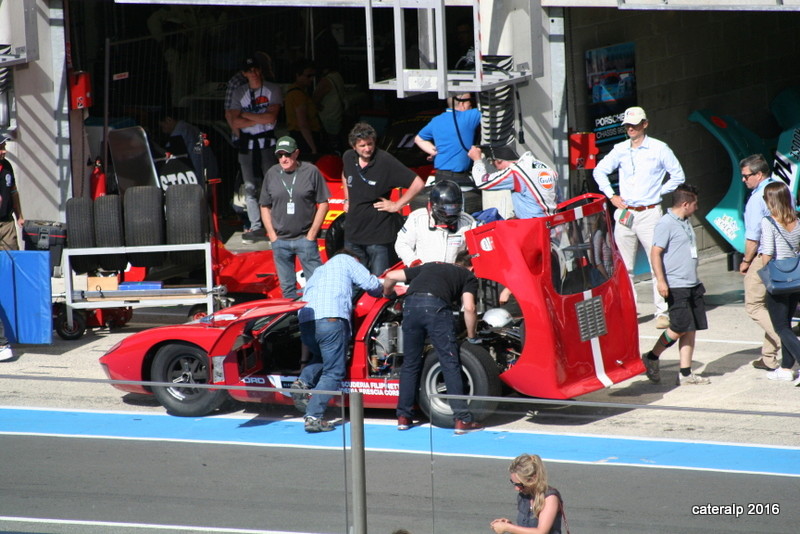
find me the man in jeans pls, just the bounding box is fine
[260,136,329,299]
[383,250,484,434]
[293,250,385,432]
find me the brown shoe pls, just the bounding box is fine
[454,419,484,435]
[752,359,776,371]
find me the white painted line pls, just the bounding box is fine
[0,516,321,533]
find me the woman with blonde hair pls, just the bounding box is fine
[490,453,565,534]
[760,181,800,385]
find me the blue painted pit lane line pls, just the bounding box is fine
[1,407,798,477]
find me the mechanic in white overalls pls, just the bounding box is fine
[394,180,477,267]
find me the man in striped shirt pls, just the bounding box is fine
[468,144,561,219]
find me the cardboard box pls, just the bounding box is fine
[87,276,119,291]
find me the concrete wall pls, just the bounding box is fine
[7,0,68,222]
[566,8,800,256]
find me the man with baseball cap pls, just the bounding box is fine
[260,136,329,299]
[467,143,561,219]
[593,106,686,329]
[227,54,283,244]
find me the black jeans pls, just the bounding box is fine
[765,291,800,369]
[397,294,471,422]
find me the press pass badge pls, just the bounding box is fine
[619,208,634,228]
[286,202,295,215]
[691,245,698,259]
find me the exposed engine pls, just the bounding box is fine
[365,297,524,379]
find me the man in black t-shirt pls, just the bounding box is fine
[341,122,425,275]
[382,250,484,434]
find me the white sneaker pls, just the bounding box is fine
[676,372,710,385]
[766,368,794,381]
[0,345,13,362]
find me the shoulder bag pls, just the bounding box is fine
[757,217,800,295]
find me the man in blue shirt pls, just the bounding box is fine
[293,250,385,432]
[415,93,481,187]
[738,154,781,371]
[593,106,685,329]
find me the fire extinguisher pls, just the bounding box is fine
[90,158,106,199]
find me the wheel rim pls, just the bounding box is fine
[164,352,210,401]
[424,362,475,416]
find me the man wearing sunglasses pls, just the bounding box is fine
[260,136,329,299]
[341,122,425,275]
[738,154,782,371]
[593,106,685,330]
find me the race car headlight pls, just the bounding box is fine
[211,355,225,383]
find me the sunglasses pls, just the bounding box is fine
[509,479,525,489]
[741,172,758,179]
[276,152,293,158]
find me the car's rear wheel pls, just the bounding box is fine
[151,343,229,416]
[419,342,502,428]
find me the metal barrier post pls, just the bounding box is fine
[350,392,367,534]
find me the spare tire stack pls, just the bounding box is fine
[64,184,210,276]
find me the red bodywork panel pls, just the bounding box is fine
[467,193,643,398]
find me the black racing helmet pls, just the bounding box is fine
[429,180,463,228]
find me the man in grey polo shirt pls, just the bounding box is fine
[260,136,330,299]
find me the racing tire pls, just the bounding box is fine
[65,197,99,274]
[419,342,502,428]
[324,213,346,257]
[54,307,87,341]
[93,194,128,271]
[124,186,166,267]
[165,184,208,266]
[151,343,230,417]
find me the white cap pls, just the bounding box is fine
[622,106,647,125]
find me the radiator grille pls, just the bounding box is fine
[575,296,607,341]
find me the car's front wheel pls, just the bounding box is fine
[151,343,229,416]
[419,342,502,428]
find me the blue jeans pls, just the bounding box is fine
[397,294,471,422]
[299,318,350,420]
[765,291,800,369]
[344,241,391,275]
[272,237,322,299]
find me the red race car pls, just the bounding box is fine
[100,193,644,427]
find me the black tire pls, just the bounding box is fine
[65,197,99,274]
[419,342,502,428]
[54,307,87,341]
[165,184,208,266]
[151,343,229,417]
[93,194,128,271]
[324,213,346,257]
[124,186,165,267]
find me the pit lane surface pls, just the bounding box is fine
[0,408,798,533]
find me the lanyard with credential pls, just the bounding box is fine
[280,169,297,214]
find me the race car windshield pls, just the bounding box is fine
[550,211,614,295]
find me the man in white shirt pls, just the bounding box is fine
[593,106,685,329]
